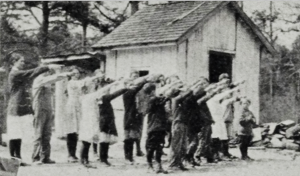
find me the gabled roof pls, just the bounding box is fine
[93,1,276,55]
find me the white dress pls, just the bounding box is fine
[207,93,228,140]
[79,91,101,143]
[63,80,84,135]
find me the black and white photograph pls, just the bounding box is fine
[0,1,300,176]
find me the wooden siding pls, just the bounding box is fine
[234,18,261,123]
[180,6,236,84]
[105,46,177,109]
[183,5,261,122]
[106,46,177,79]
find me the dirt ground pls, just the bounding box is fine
[1,110,300,176]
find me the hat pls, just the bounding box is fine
[219,73,229,81]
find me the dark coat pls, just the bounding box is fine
[197,90,214,126]
[99,88,128,136]
[122,83,145,131]
[146,96,168,134]
[7,66,49,116]
[172,91,193,126]
[187,95,203,134]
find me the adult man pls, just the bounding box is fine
[32,68,75,165]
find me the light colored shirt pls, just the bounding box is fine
[32,73,69,111]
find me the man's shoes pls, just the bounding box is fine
[0,141,7,147]
[68,156,78,163]
[43,159,56,164]
[156,164,168,174]
[136,150,145,157]
[83,163,97,169]
[245,156,254,161]
[241,156,254,161]
[100,160,111,166]
[179,164,189,171]
[20,162,31,167]
[207,158,218,163]
[224,153,238,159]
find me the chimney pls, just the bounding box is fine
[130,1,139,15]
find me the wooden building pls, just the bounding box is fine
[92,1,277,123]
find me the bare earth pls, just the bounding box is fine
[1,110,300,176]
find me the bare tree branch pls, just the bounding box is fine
[26,7,42,26]
[97,2,122,16]
[122,2,130,15]
[50,20,81,25]
[281,28,300,32]
[94,4,119,23]
[278,18,299,24]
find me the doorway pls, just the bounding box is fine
[209,51,233,83]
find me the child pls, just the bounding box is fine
[207,86,240,162]
[97,80,135,166]
[79,77,122,168]
[144,81,182,173]
[238,98,256,161]
[168,86,194,171]
[122,73,162,164]
[218,73,245,160]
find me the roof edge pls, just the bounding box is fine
[230,2,278,55]
[93,40,177,51]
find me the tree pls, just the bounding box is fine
[251,2,280,45]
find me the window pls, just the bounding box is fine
[209,51,233,83]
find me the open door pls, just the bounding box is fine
[209,51,233,83]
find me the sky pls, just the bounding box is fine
[8,1,300,50]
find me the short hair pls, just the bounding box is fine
[143,83,156,95]
[219,73,229,81]
[10,53,23,65]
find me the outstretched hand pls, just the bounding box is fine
[146,73,164,82]
[48,64,64,71]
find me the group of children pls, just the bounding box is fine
[6,53,257,173]
[56,68,257,173]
